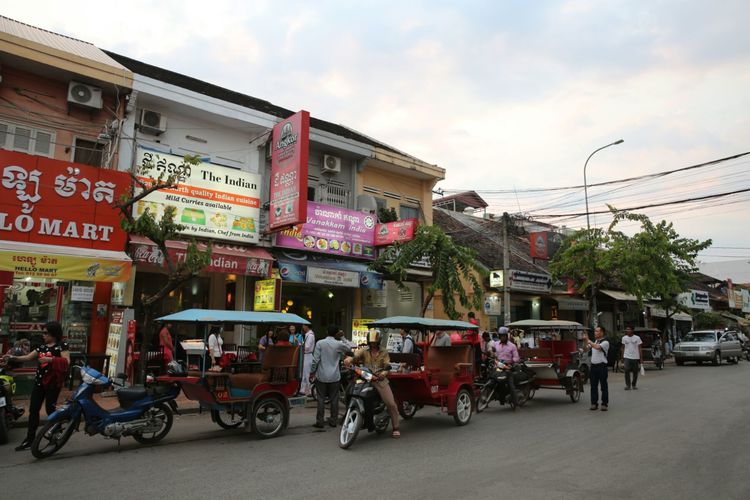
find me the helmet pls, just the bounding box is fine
[498,327,509,336]
[367,329,382,345]
[166,360,186,376]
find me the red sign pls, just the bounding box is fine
[374,219,418,246]
[269,111,310,231]
[0,150,129,251]
[529,231,549,260]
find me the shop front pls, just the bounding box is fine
[0,150,132,356]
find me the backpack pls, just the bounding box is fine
[405,336,423,358]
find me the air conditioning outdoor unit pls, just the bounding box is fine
[67,81,103,110]
[322,154,341,174]
[138,109,167,135]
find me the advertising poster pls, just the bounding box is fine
[276,202,377,259]
[269,111,310,231]
[351,319,375,347]
[0,248,131,282]
[529,232,549,260]
[374,219,417,246]
[134,149,261,244]
[254,279,281,312]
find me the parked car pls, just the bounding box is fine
[673,330,743,366]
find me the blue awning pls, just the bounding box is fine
[156,309,310,325]
[366,316,478,331]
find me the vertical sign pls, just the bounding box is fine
[269,110,310,231]
[529,232,549,260]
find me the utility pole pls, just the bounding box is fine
[503,212,511,326]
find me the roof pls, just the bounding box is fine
[104,51,411,157]
[156,309,310,325]
[600,289,639,302]
[366,316,479,331]
[506,319,584,329]
[433,191,489,211]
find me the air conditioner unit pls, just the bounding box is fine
[322,154,341,174]
[138,109,167,135]
[67,81,103,110]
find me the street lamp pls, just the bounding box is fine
[583,139,623,328]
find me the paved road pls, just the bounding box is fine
[2,361,749,500]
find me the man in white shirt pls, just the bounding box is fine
[300,325,316,396]
[585,326,610,411]
[621,325,643,390]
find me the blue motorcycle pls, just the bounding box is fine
[31,366,180,459]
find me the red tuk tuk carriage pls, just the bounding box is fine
[154,309,308,439]
[367,316,480,426]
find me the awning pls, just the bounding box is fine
[721,311,750,326]
[600,289,639,302]
[553,296,590,311]
[648,305,693,322]
[0,240,131,282]
[129,236,272,277]
[157,308,310,325]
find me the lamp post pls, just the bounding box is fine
[583,139,623,328]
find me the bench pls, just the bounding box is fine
[425,345,473,385]
[389,352,422,371]
[228,345,299,390]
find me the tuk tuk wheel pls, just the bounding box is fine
[211,409,243,429]
[453,389,473,426]
[251,398,287,439]
[568,375,582,403]
[398,401,418,420]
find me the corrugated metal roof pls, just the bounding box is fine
[0,16,127,71]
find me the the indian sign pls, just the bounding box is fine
[135,149,261,244]
[269,111,310,231]
[275,202,377,260]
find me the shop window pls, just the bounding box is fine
[307,186,316,202]
[0,120,55,157]
[375,197,387,213]
[73,138,105,167]
[399,204,419,221]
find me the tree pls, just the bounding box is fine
[116,154,211,381]
[370,225,486,319]
[378,206,398,223]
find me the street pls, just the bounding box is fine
[2,361,749,500]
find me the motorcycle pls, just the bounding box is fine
[311,362,354,406]
[339,367,391,449]
[476,362,535,412]
[0,365,25,445]
[31,366,180,459]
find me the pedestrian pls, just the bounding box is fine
[300,324,316,396]
[433,330,452,346]
[399,329,416,354]
[467,311,479,326]
[4,321,70,451]
[159,322,174,363]
[288,324,303,346]
[310,325,350,428]
[585,326,610,411]
[621,325,643,390]
[207,326,224,368]
[258,328,274,362]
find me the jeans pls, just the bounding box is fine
[315,380,340,425]
[505,374,519,407]
[26,383,62,441]
[623,358,640,387]
[589,363,609,406]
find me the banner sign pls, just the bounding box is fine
[269,111,310,231]
[254,279,281,312]
[71,285,95,302]
[276,202,377,260]
[135,149,261,244]
[529,232,549,260]
[677,290,711,311]
[278,261,308,283]
[0,250,130,282]
[0,150,129,251]
[490,270,503,288]
[374,219,417,246]
[307,267,359,287]
[742,289,750,313]
[352,319,374,347]
[508,269,552,293]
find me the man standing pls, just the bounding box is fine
[300,324,316,396]
[621,325,643,390]
[585,326,610,411]
[310,325,349,428]
[399,329,415,353]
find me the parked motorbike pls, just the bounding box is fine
[31,366,180,459]
[0,365,25,445]
[476,362,535,412]
[339,367,390,449]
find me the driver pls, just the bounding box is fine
[495,327,520,408]
[344,329,401,438]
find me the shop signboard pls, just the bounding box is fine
[484,293,502,315]
[508,270,552,293]
[374,219,417,246]
[0,150,129,251]
[134,149,261,244]
[727,279,736,308]
[106,308,134,379]
[275,202,377,260]
[529,232,549,260]
[269,110,310,231]
[555,297,589,311]
[278,261,307,282]
[0,249,131,282]
[71,285,95,302]
[307,267,359,287]
[377,247,431,269]
[254,279,281,312]
[742,289,750,313]
[490,270,503,288]
[351,318,374,347]
[677,290,711,311]
[363,288,387,308]
[359,272,383,289]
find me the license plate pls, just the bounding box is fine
[0,396,6,407]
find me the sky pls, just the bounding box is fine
[3,0,750,267]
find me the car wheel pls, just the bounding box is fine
[712,351,721,366]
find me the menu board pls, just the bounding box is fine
[105,308,134,379]
[351,318,375,347]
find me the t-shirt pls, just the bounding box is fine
[433,333,452,347]
[621,335,643,359]
[208,333,223,358]
[401,336,415,354]
[591,339,609,364]
[35,341,69,386]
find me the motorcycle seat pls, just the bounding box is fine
[117,387,148,402]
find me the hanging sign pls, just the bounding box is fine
[374,219,417,246]
[529,232,549,260]
[677,290,711,311]
[508,269,552,293]
[269,110,310,231]
[71,285,95,302]
[0,250,130,282]
[307,267,359,287]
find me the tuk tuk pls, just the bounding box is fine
[634,327,665,370]
[366,316,480,426]
[154,309,308,439]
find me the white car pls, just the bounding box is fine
[673,330,743,366]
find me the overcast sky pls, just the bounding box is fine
[4,1,750,265]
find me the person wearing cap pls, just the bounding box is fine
[495,327,520,365]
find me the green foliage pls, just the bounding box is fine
[378,207,399,223]
[694,311,728,330]
[370,225,486,319]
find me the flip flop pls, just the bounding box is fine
[392,430,401,438]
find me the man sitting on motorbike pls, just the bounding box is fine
[494,327,520,407]
[344,329,401,438]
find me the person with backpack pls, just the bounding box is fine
[585,326,610,411]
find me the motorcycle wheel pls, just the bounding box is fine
[133,403,173,444]
[0,407,8,445]
[518,385,531,407]
[569,375,582,403]
[339,407,361,449]
[212,409,243,429]
[31,415,78,459]
[398,401,418,419]
[453,389,473,426]
[476,385,494,413]
[251,398,287,439]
